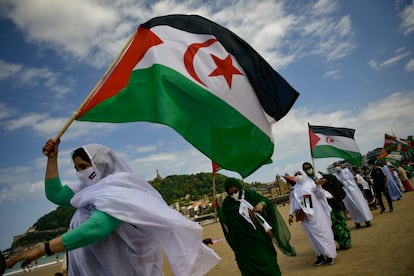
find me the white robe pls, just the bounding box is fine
[67,144,220,276]
[333,168,373,224]
[290,170,336,258]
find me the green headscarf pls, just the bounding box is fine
[224,178,242,192]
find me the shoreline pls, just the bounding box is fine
[4,260,63,276]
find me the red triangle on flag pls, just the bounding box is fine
[308,129,320,150]
[212,161,221,175]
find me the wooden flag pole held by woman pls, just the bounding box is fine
[43,30,137,155]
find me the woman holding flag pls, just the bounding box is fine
[7,139,220,276]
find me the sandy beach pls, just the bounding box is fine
[8,180,414,276]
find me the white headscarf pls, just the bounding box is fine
[82,144,131,175]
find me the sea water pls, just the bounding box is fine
[4,253,63,275]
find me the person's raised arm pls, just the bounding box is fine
[42,139,74,205]
[43,139,59,180]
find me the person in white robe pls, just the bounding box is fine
[6,140,220,276]
[288,169,337,266]
[382,164,403,200]
[332,162,373,229]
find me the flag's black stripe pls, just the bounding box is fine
[140,14,299,121]
[309,124,355,138]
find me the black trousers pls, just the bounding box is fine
[373,185,393,209]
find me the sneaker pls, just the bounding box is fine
[355,223,361,229]
[314,255,325,266]
[324,257,335,265]
[380,208,386,214]
[366,221,371,227]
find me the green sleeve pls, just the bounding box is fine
[62,209,123,251]
[45,177,74,206]
[217,207,226,224]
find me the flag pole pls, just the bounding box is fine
[212,173,217,222]
[44,30,137,154]
[308,122,317,180]
[311,157,317,180]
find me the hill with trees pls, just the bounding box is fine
[11,172,254,250]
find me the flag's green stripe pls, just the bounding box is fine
[311,145,362,166]
[78,64,273,177]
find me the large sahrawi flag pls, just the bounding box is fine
[76,15,299,178]
[308,124,362,166]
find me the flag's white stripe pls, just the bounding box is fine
[315,134,360,152]
[134,25,273,140]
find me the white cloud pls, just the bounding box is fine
[0,166,44,203]
[19,67,72,96]
[298,3,355,62]
[313,0,338,15]
[0,59,22,80]
[369,51,411,71]
[323,69,340,79]
[400,1,414,35]
[2,113,49,131]
[405,58,414,71]
[0,0,356,69]
[0,102,17,120]
[0,113,118,140]
[309,15,355,61]
[0,59,73,97]
[134,145,160,153]
[0,0,123,67]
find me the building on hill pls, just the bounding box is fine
[154,169,163,181]
[252,175,291,199]
[233,175,292,206]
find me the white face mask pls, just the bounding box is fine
[295,175,305,184]
[335,166,341,171]
[230,191,240,200]
[76,167,100,187]
[305,168,313,175]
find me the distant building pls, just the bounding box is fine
[154,169,163,181]
[252,175,291,200]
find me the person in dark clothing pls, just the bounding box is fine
[320,173,353,249]
[302,162,352,250]
[368,160,394,214]
[215,178,296,276]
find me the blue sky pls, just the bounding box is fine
[0,0,413,250]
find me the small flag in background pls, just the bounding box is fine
[76,14,299,178]
[383,133,413,152]
[308,124,362,166]
[376,148,388,160]
[212,161,221,176]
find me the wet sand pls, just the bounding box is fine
[10,180,414,276]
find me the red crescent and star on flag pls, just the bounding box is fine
[309,130,335,150]
[183,38,243,89]
[326,136,335,144]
